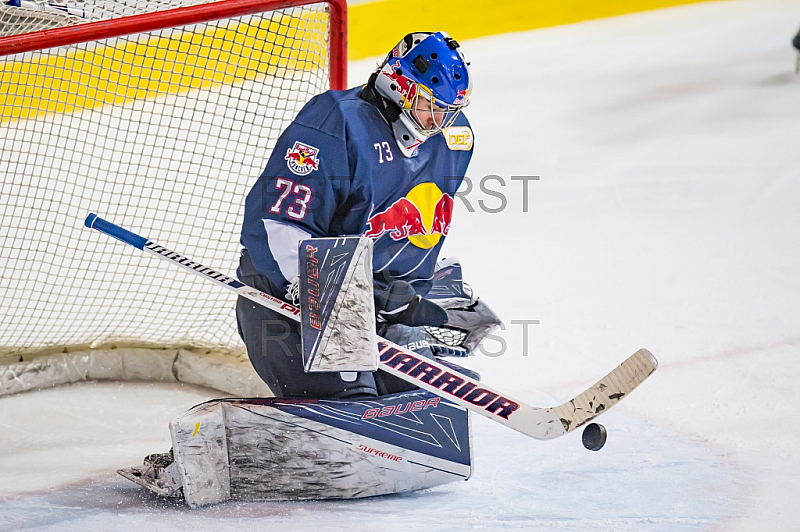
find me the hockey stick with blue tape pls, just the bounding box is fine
[84,213,658,441]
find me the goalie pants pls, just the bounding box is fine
[236,249,428,399]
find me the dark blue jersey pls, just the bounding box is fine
[240,86,473,296]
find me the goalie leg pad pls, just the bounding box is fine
[167,391,472,507]
[170,403,231,506]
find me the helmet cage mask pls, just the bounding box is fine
[406,84,464,137]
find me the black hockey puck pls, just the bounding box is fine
[582,422,607,451]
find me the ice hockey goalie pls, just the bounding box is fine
[118,240,501,508]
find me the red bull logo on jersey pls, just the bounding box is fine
[285,141,320,176]
[365,182,454,249]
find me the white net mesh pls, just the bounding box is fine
[0,5,81,37]
[0,0,338,359]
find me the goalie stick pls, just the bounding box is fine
[84,213,658,441]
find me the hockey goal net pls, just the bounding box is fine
[0,0,347,364]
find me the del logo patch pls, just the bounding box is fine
[443,126,473,151]
[285,141,320,176]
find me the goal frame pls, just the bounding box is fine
[0,0,348,90]
[0,0,348,396]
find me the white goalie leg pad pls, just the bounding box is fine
[168,392,472,507]
[169,402,231,507]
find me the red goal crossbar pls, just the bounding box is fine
[0,0,348,89]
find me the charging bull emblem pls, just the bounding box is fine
[365,182,454,250]
[382,60,418,106]
[285,141,320,176]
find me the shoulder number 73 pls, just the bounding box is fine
[374,142,393,163]
[269,177,313,220]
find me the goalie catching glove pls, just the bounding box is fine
[374,280,448,327]
[421,258,504,354]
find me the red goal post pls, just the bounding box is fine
[0,0,348,90]
[0,0,349,376]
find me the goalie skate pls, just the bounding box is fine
[117,450,182,498]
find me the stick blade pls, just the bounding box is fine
[548,348,658,435]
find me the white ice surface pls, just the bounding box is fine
[3,0,800,529]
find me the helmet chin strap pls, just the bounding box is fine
[391,112,429,158]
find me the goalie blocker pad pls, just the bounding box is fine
[299,236,377,373]
[168,391,472,507]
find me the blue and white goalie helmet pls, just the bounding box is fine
[375,31,472,156]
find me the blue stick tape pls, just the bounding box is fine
[84,213,148,250]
